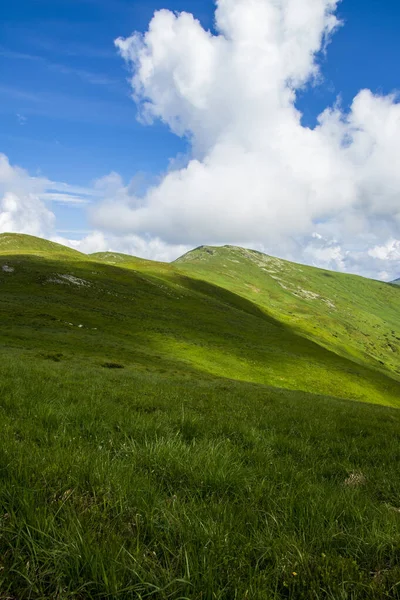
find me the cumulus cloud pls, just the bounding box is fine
[369,239,400,262]
[59,230,189,262]
[89,0,400,280]
[0,153,55,236]
[0,152,187,262]
[0,153,100,247]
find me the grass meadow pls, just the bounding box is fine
[0,235,400,598]
[1,355,400,599]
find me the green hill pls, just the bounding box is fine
[90,251,159,268]
[3,240,398,405]
[1,234,400,599]
[392,277,400,285]
[175,245,400,380]
[0,232,84,258]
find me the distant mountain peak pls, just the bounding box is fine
[174,244,290,270]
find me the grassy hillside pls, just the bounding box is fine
[175,245,400,381]
[1,244,399,406]
[0,232,84,259]
[91,251,162,269]
[1,234,400,599]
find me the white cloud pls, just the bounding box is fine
[40,192,92,205]
[0,153,55,236]
[303,235,347,271]
[0,152,187,262]
[58,230,189,262]
[369,239,400,261]
[378,271,390,282]
[88,0,400,280]
[0,153,95,236]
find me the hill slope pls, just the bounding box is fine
[1,235,400,598]
[1,235,398,406]
[0,232,84,258]
[175,245,400,381]
[90,251,159,268]
[1,246,399,405]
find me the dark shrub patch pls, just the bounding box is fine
[42,352,63,362]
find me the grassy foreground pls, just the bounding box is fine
[1,355,400,599]
[0,234,400,599]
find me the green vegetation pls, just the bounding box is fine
[0,232,83,259]
[0,233,400,599]
[175,245,400,382]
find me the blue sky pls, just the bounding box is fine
[1,0,399,185]
[0,0,400,278]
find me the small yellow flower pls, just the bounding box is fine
[292,572,297,576]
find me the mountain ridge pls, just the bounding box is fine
[1,232,399,406]
[1,232,396,284]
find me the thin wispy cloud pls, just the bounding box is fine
[40,181,102,206]
[0,86,136,126]
[39,192,92,206]
[16,114,27,125]
[0,46,117,87]
[33,39,117,59]
[47,63,117,86]
[0,85,41,103]
[0,49,38,61]
[56,229,93,234]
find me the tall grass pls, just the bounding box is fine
[1,355,400,599]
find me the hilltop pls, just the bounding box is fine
[1,233,400,598]
[91,250,170,272]
[0,232,83,258]
[91,251,156,267]
[175,245,400,381]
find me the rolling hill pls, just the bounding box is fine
[0,232,84,258]
[175,245,400,382]
[91,251,162,269]
[2,236,398,405]
[1,233,400,599]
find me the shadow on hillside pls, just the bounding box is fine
[173,273,285,327]
[1,253,400,405]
